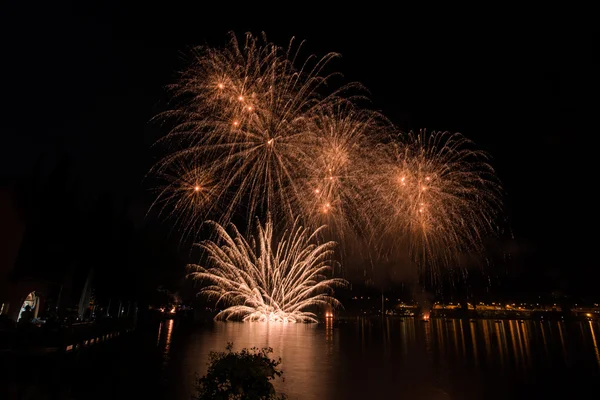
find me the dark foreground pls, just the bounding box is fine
[2,317,600,399]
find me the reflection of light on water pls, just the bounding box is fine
[521,321,532,367]
[482,321,492,361]
[325,316,333,355]
[382,318,391,356]
[469,320,478,367]
[435,320,445,358]
[514,320,531,369]
[191,322,332,400]
[451,320,460,357]
[385,318,391,348]
[589,321,600,368]
[540,322,549,359]
[494,321,505,367]
[423,318,433,356]
[157,319,174,355]
[459,320,467,359]
[360,318,366,352]
[325,316,333,337]
[157,322,162,346]
[170,318,598,400]
[508,321,521,371]
[558,322,568,363]
[401,319,408,359]
[165,319,174,352]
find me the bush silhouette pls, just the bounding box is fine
[195,342,286,400]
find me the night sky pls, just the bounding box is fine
[2,3,597,298]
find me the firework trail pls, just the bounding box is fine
[151,160,224,240]
[150,32,504,289]
[150,32,382,242]
[301,103,389,246]
[188,216,348,322]
[376,130,503,283]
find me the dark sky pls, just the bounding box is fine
[2,3,597,297]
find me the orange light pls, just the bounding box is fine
[233,121,239,127]
[194,186,200,192]
[315,189,320,194]
[247,105,253,111]
[238,95,244,101]
[267,139,273,145]
[217,83,224,89]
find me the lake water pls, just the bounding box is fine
[155,317,600,400]
[6,317,598,399]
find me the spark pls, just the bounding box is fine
[151,32,380,236]
[377,130,502,283]
[149,162,222,240]
[151,32,389,248]
[189,216,348,322]
[150,33,503,287]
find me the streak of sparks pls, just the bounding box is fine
[150,32,505,296]
[189,216,348,322]
[150,32,382,242]
[376,130,503,283]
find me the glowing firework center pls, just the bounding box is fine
[151,33,502,318]
[189,217,348,323]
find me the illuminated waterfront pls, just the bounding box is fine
[2,3,595,400]
[148,317,600,400]
[2,314,599,399]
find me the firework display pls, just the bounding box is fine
[152,33,503,321]
[151,33,382,238]
[377,131,502,281]
[189,217,347,322]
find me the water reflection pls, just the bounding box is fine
[155,318,600,400]
[540,321,549,358]
[325,315,334,356]
[156,321,161,346]
[590,321,600,367]
[170,322,337,400]
[469,320,478,367]
[157,319,174,365]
